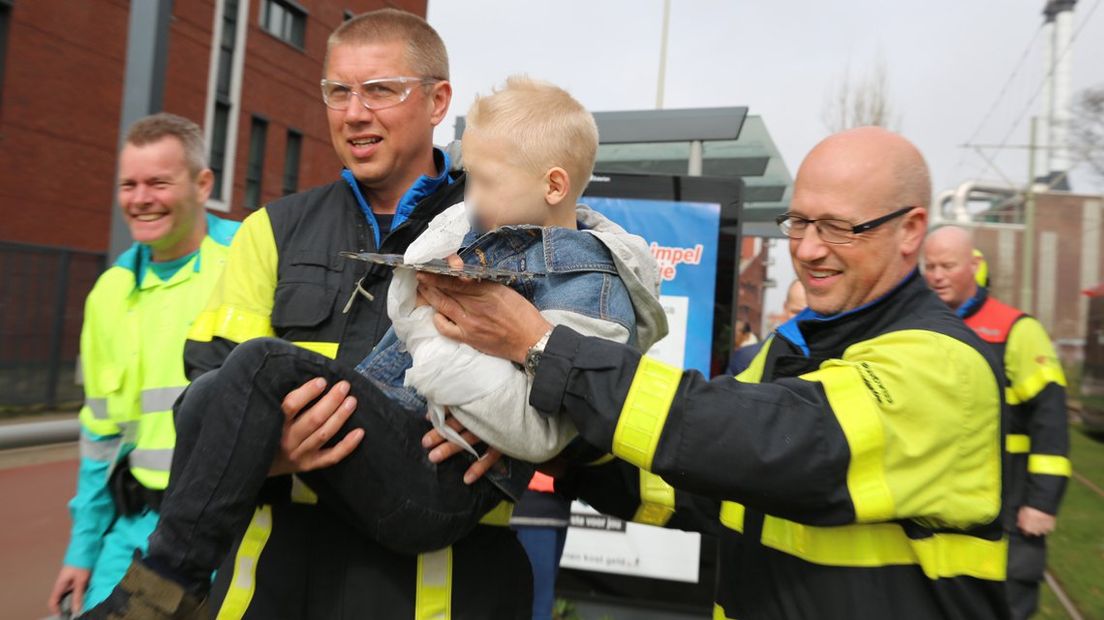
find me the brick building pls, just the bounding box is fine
[0,0,425,408]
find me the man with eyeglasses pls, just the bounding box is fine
[160,9,531,620]
[415,127,1013,619]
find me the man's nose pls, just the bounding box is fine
[792,227,829,262]
[344,94,376,125]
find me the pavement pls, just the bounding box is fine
[0,442,78,619]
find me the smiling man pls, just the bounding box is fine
[417,127,1014,619]
[168,9,532,620]
[47,113,238,616]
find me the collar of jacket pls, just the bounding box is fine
[955,285,988,319]
[341,147,452,248]
[118,213,231,291]
[776,268,929,357]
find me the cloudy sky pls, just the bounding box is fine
[428,0,1104,196]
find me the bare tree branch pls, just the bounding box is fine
[1071,84,1104,182]
[822,57,899,132]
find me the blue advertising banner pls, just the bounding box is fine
[585,197,721,375]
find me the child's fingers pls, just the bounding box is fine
[294,394,356,460]
[313,428,364,470]
[464,448,503,484]
[281,377,328,418]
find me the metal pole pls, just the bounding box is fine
[108,0,175,262]
[655,0,671,109]
[688,140,703,176]
[1021,117,1038,312]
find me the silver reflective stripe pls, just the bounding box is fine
[80,435,121,462]
[129,448,174,471]
[85,398,109,419]
[141,386,187,414]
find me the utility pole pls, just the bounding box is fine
[108,0,174,262]
[655,0,670,110]
[1021,117,1038,312]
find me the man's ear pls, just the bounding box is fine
[545,167,571,206]
[195,168,215,204]
[428,81,452,127]
[900,207,928,257]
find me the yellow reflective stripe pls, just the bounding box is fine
[759,516,1006,580]
[587,453,616,466]
[633,471,676,526]
[188,306,276,344]
[734,336,771,383]
[612,356,682,470]
[216,506,274,620]
[1006,434,1031,454]
[1013,363,1067,402]
[415,547,452,620]
[1005,386,1022,406]
[719,501,745,533]
[290,475,318,504]
[805,366,895,522]
[713,603,736,620]
[1027,454,1072,477]
[294,341,339,360]
[479,500,514,526]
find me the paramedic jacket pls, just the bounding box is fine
[545,270,1012,620]
[183,151,532,619]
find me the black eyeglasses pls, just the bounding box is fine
[775,206,916,244]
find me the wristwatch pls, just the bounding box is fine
[524,328,555,376]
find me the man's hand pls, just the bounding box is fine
[269,378,364,476]
[48,565,90,615]
[1017,506,1057,537]
[421,412,503,484]
[416,269,551,364]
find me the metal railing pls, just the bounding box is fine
[0,241,105,410]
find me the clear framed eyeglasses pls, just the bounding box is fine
[320,76,441,111]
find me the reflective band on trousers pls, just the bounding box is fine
[141,386,187,413]
[79,434,120,462]
[86,398,109,420]
[1006,434,1030,454]
[217,506,274,620]
[415,547,452,619]
[128,448,173,471]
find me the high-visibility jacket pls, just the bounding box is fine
[544,271,1012,620]
[186,157,532,619]
[65,214,239,570]
[960,288,1069,516]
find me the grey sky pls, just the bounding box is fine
[428,0,1104,196]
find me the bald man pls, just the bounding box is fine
[417,128,1012,619]
[924,226,1070,620]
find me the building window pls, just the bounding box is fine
[205,0,246,207]
[283,129,302,196]
[0,0,12,110]
[244,116,268,210]
[260,0,306,48]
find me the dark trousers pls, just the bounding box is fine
[1006,531,1047,620]
[145,337,514,586]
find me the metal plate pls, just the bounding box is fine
[339,252,543,284]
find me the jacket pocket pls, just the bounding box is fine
[271,282,338,329]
